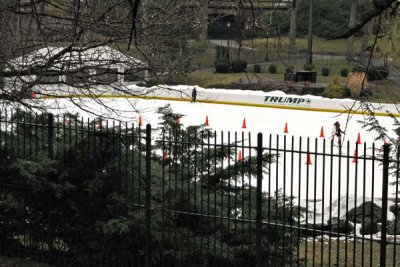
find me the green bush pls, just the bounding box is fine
[321,67,330,76]
[367,67,380,81]
[238,59,247,70]
[231,60,245,73]
[353,65,382,81]
[215,59,230,73]
[352,64,365,73]
[375,66,389,79]
[254,64,261,73]
[269,64,277,74]
[324,77,345,98]
[340,68,348,77]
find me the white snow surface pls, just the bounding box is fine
[3,84,400,223]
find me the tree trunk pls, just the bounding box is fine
[306,0,313,65]
[197,0,209,48]
[289,0,301,55]
[346,0,357,61]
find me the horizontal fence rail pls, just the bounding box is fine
[0,111,399,266]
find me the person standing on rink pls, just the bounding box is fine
[331,121,345,147]
[191,87,197,103]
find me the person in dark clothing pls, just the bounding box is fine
[331,121,345,147]
[191,87,197,102]
[162,148,171,166]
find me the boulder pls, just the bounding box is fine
[346,201,382,223]
[360,219,380,235]
[387,221,400,235]
[327,217,354,234]
[389,203,400,217]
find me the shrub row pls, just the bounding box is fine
[215,59,248,73]
[215,62,389,81]
[353,65,389,81]
[215,61,282,74]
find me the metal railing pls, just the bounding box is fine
[0,111,399,266]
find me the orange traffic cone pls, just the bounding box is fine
[138,115,143,127]
[320,126,325,138]
[242,118,247,129]
[352,149,358,163]
[284,122,289,134]
[356,133,361,145]
[238,150,243,161]
[204,116,209,126]
[306,152,312,165]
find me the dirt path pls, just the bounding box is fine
[209,39,259,51]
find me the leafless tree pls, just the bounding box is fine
[334,0,399,39]
[0,0,205,112]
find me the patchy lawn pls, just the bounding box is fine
[0,256,51,267]
[186,69,400,103]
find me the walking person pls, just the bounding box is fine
[331,121,345,147]
[162,147,171,166]
[191,87,197,103]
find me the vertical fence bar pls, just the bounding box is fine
[227,132,231,258]
[352,144,359,266]
[305,138,310,265]
[345,141,350,265]
[274,135,279,263]
[394,144,400,267]
[255,132,263,267]
[213,131,217,266]
[267,134,272,267]
[145,124,152,267]
[161,129,165,267]
[290,136,295,267]
[361,142,367,267]
[47,113,54,263]
[312,138,318,267]
[220,131,224,258]
[320,138,326,266]
[380,143,390,267]
[297,137,303,267]
[370,143,376,267]
[47,114,54,159]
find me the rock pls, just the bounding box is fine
[360,219,380,235]
[346,201,382,223]
[389,203,400,217]
[301,223,330,237]
[387,221,400,235]
[327,217,354,234]
[314,223,331,232]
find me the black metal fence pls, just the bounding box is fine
[1,111,399,266]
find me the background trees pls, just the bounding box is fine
[0,0,205,105]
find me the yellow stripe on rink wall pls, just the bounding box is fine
[41,94,400,118]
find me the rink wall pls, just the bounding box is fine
[39,84,400,117]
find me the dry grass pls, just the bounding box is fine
[348,72,367,98]
[298,238,400,267]
[0,256,51,267]
[186,70,265,88]
[242,37,365,55]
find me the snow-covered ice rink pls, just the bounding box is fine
[4,85,400,225]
